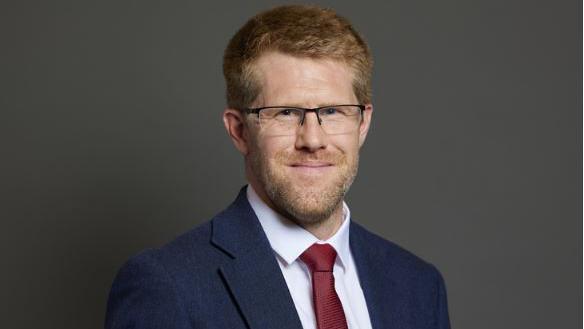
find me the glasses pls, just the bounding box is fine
[244,104,365,136]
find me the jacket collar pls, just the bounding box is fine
[350,222,404,329]
[210,186,304,329]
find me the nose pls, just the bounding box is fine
[295,112,328,151]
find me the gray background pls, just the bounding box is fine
[1,0,581,328]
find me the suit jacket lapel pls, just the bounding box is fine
[211,187,303,329]
[350,221,406,329]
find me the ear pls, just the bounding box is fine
[358,104,373,148]
[223,108,250,155]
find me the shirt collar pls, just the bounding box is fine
[246,184,352,272]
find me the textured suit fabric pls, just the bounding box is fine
[105,186,451,329]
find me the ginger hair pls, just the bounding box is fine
[223,4,373,109]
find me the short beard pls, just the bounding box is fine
[250,147,359,227]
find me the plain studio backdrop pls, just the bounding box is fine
[0,0,581,328]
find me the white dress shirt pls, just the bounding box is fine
[246,185,373,329]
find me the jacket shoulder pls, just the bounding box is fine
[105,219,225,328]
[150,218,230,278]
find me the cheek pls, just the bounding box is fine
[257,136,295,158]
[331,134,360,154]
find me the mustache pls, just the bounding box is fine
[274,151,346,164]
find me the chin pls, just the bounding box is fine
[270,184,345,223]
[283,203,338,226]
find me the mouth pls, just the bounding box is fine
[288,162,334,175]
[290,162,333,167]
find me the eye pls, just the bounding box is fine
[277,109,293,116]
[274,108,302,118]
[322,107,338,115]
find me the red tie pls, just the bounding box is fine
[300,243,348,329]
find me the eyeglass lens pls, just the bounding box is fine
[257,105,362,136]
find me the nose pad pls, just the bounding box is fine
[295,111,328,150]
[300,111,322,127]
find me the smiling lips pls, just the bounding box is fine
[290,161,333,167]
[289,162,334,174]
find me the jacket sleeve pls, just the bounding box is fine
[433,266,451,329]
[105,250,192,329]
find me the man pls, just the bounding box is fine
[106,5,451,329]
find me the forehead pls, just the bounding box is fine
[251,52,356,106]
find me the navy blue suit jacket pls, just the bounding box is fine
[106,187,451,329]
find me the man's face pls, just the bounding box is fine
[227,52,372,227]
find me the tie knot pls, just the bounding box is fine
[300,243,337,272]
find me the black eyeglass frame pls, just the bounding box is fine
[243,104,366,126]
